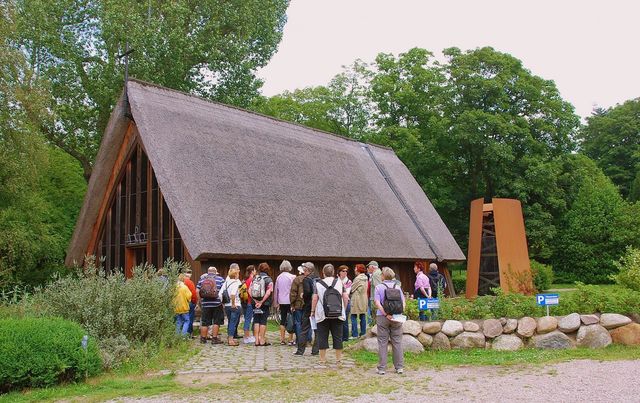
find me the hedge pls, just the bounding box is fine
[406,284,640,321]
[0,318,102,392]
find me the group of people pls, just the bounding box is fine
[173,260,446,374]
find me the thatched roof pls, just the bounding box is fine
[66,79,464,265]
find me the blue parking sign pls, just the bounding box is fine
[536,294,559,306]
[418,298,439,311]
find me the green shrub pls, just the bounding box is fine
[451,271,467,295]
[531,260,554,292]
[555,283,640,316]
[27,257,186,345]
[611,247,640,291]
[0,318,102,392]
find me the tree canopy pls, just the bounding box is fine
[14,0,290,180]
[581,98,640,200]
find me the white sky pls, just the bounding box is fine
[257,0,640,119]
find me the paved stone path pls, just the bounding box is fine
[161,330,355,375]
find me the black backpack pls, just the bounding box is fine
[382,283,403,315]
[318,278,343,318]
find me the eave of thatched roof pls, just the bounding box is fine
[66,79,465,266]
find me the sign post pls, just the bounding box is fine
[536,293,559,316]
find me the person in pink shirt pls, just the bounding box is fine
[413,261,431,321]
[274,260,297,345]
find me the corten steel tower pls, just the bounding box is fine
[465,198,533,298]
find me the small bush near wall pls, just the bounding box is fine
[0,318,102,392]
[611,247,640,292]
[531,260,554,292]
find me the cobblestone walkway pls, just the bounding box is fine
[162,331,356,375]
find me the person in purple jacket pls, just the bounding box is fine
[374,267,406,375]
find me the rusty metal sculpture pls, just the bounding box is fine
[465,198,533,298]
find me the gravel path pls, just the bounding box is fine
[114,359,640,402]
[338,359,640,403]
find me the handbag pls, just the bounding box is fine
[285,310,295,334]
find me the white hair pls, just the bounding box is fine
[280,260,292,272]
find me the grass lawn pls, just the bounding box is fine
[4,340,640,402]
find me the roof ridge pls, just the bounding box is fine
[127,78,394,151]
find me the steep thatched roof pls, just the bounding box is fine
[66,79,464,265]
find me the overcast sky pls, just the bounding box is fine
[257,0,639,119]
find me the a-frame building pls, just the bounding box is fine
[66,80,465,289]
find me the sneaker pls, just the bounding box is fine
[311,351,319,356]
[293,351,304,356]
[377,368,385,375]
[199,337,207,344]
[396,368,404,374]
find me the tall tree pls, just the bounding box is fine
[14,0,289,180]
[581,98,640,199]
[0,2,86,287]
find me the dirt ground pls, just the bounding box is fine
[114,359,640,402]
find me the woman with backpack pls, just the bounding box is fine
[222,265,242,346]
[374,267,406,375]
[241,265,256,344]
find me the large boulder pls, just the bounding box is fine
[431,332,451,350]
[517,317,537,338]
[558,313,581,333]
[532,331,574,349]
[580,314,600,325]
[482,319,503,338]
[577,325,612,348]
[402,334,425,353]
[422,322,442,335]
[463,321,480,332]
[600,313,632,329]
[536,316,558,334]
[362,337,381,353]
[492,334,524,351]
[503,319,518,334]
[609,323,640,346]
[402,320,423,337]
[451,332,486,349]
[441,320,464,337]
[417,332,433,347]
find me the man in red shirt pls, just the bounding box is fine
[184,269,198,338]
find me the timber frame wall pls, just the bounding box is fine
[88,124,186,276]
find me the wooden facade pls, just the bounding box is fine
[89,125,186,275]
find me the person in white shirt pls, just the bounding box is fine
[222,265,242,346]
[311,264,349,365]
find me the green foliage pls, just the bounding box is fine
[611,247,640,292]
[0,317,101,392]
[13,0,290,178]
[581,99,640,199]
[531,260,554,292]
[28,258,186,345]
[553,165,637,283]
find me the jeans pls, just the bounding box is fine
[175,313,190,336]
[225,306,241,337]
[243,303,254,332]
[414,289,428,321]
[342,302,351,341]
[187,302,196,334]
[293,309,303,341]
[351,313,367,337]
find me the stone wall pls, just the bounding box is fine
[353,313,640,353]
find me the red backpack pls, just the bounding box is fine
[199,277,219,299]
